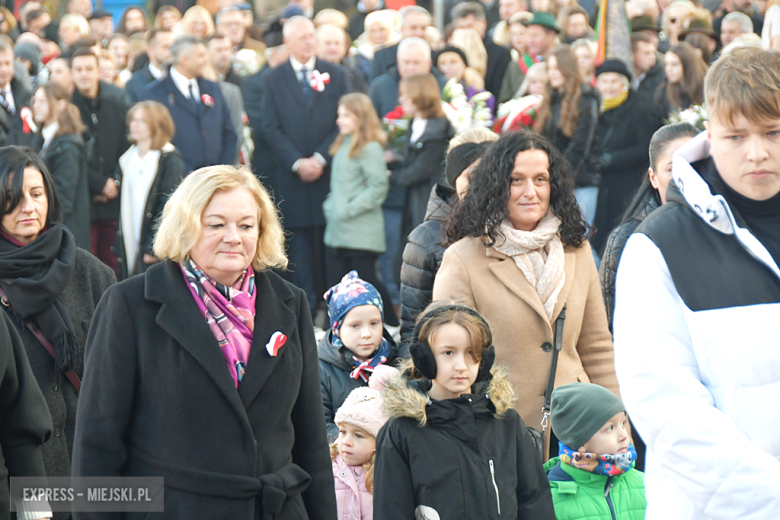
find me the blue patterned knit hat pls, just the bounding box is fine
[323,271,384,329]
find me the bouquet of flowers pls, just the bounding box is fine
[493,95,543,134]
[383,105,410,156]
[666,105,708,131]
[441,78,494,135]
[232,48,266,78]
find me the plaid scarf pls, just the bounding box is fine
[181,260,256,388]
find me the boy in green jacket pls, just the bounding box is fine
[545,383,646,520]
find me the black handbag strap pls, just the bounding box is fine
[541,303,566,431]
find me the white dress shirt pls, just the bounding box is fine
[169,66,200,101]
[410,118,428,144]
[290,56,317,83]
[149,63,163,80]
[41,122,59,152]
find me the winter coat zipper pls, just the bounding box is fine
[604,476,617,520]
[490,459,501,515]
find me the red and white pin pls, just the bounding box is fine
[266,331,287,357]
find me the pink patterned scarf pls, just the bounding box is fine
[181,260,256,388]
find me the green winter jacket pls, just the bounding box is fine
[544,457,646,520]
[323,136,389,253]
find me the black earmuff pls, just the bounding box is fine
[409,304,496,383]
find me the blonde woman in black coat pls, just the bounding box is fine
[72,165,337,520]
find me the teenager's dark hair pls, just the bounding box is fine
[618,122,699,226]
[445,130,589,248]
[0,146,62,226]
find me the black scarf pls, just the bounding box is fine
[0,225,79,372]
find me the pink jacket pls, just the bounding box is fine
[333,454,373,520]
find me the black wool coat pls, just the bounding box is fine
[33,132,92,250]
[484,38,512,102]
[0,312,52,520]
[71,82,131,221]
[260,59,350,229]
[72,262,337,520]
[113,148,187,280]
[591,93,661,252]
[399,183,455,343]
[1,248,114,487]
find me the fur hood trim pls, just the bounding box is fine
[382,364,516,427]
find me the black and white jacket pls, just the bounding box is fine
[612,132,780,520]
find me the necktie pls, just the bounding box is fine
[300,68,311,102]
[189,82,199,104]
[0,91,10,114]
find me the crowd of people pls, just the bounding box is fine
[0,0,778,518]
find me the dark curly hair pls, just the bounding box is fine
[444,130,589,248]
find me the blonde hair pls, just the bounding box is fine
[155,6,182,28]
[449,28,487,79]
[60,13,91,37]
[127,101,175,150]
[329,442,376,494]
[447,126,498,151]
[516,61,548,98]
[358,10,401,53]
[153,165,288,271]
[314,8,349,29]
[179,6,216,38]
[662,0,699,40]
[330,93,387,158]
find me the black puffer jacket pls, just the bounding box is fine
[318,329,404,441]
[399,183,456,343]
[541,85,601,187]
[374,372,555,520]
[598,191,660,331]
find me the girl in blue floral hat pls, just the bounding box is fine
[318,271,405,441]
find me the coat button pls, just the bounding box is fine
[146,213,152,218]
[340,472,346,477]
[53,384,58,391]
[542,342,553,352]
[54,428,61,437]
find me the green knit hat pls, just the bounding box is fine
[550,383,626,450]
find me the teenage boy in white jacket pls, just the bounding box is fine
[613,46,780,520]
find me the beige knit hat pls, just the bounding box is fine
[334,365,398,438]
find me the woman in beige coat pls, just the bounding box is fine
[432,130,620,456]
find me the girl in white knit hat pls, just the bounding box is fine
[330,364,398,520]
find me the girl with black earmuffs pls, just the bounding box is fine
[372,302,556,520]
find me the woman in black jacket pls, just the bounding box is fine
[72,165,336,520]
[653,42,708,119]
[0,147,115,490]
[115,101,185,279]
[599,122,699,332]
[399,137,494,343]
[391,73,455,241]
[537,45,600,225]
[31,82,91,250]
[0,311,53,520]
[591,60,662,253]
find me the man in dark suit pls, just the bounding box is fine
[0,41,34,147]
[261,15,349,314]
[451,1,511,101]
[139,35,237,173]
[70,47,130,274]
[370,6,431,81]
[206,34,243,87]
[125,28,174,103]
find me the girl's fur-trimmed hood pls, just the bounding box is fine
[381,364,516,427]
